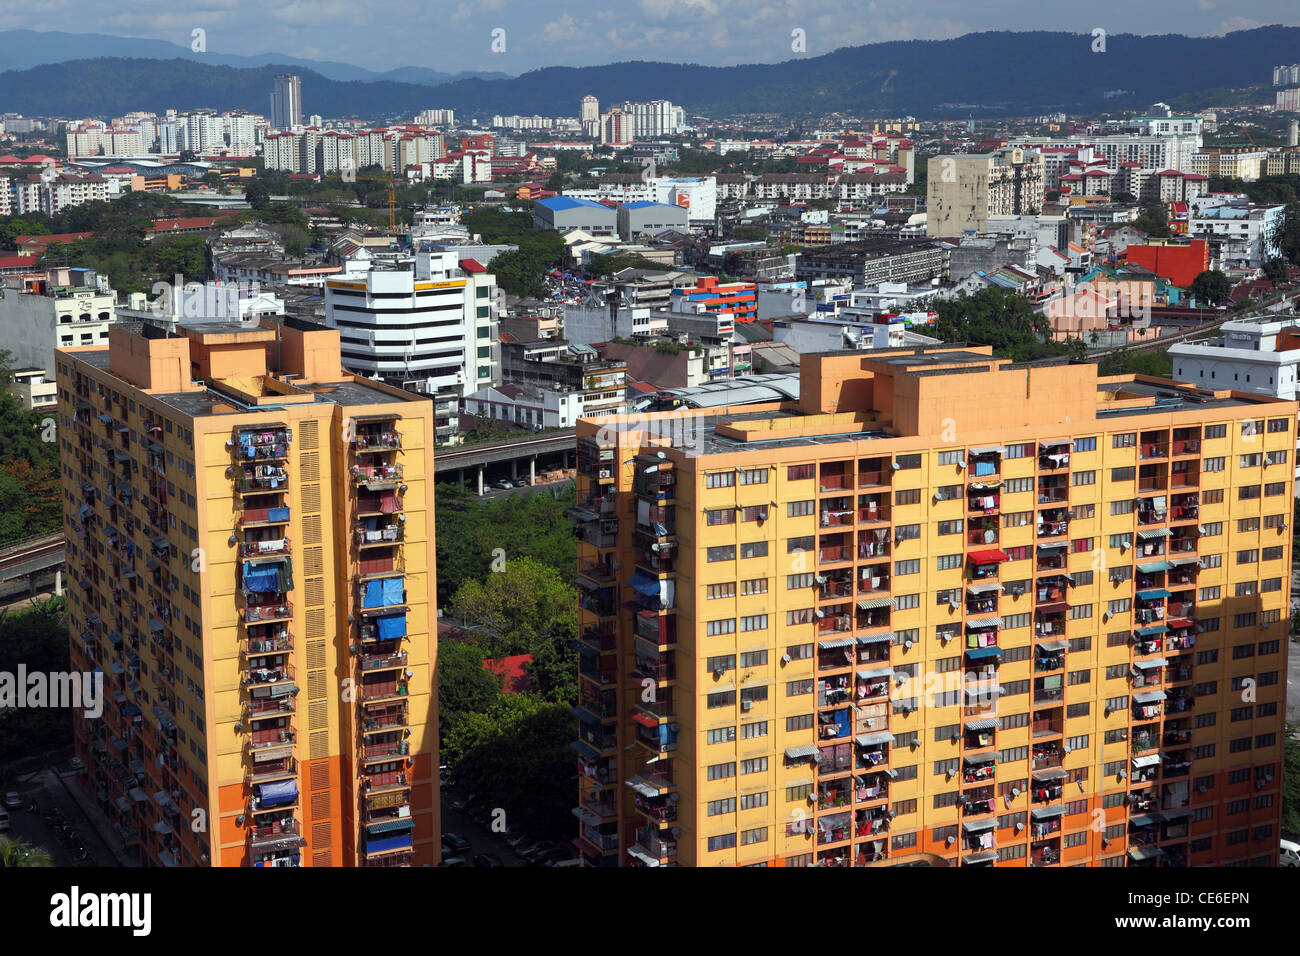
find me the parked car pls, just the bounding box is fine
[521,841,558,862]
[1281,839,1300,867]
[0,808,9,832]
[441,855,468,867]
[547,857,581,867]
[494,479,514,490]
[473,853,503,868]
[442,832,471,853]
[4,792,22,810]
[68,757,84,772]
[504,831,529,849]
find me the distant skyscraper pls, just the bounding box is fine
[581,94,599,124]
[271,75,303,131]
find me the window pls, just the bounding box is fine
[936,519,963,536]
[740,757,768,775]
[707,691,735,709]
[1004,477,1034,494]
[1004,442,1034,459]
[740,506,769,523]
[788,464,814,480]
[1072,470,1096,486]
[707,545,736,562]
[894,593,920,610]
[707,798,736,816]
[787,573,814,590]
[935,484,962,501]
[707,727,736,744]
[739,614,768,632]
[1112,432,1136,448]
[938,449,964,466]
[739,468,768,485]
[707,763,736,781]
[740,826,768,846]
[1074,437,1097,452]
[707,654,736,674]
[894,524,921,541]
[706,470,736,489]
[706,619,736,636]
[1198,586,1221,602]
[895,489,921,505]
[895,454,921,470]
[741,578,769,595]
[787,500,814,517]
[786,679,813,697]
[1111,466,1135,482]
[1204,424,1226,439]
[739,541,768,559]
[786,608,814,626]
[787,536,813,554]
[1238,517,1260,532]
[936,554,962,571]
[707,833,737,851]
[1070,503,1096,520]
[1110,500,1135,516]
[895,559,920,576]
[1238,485,1261,501]
[1204,457,1225,473]
[786,714,814,731]
[1236,549,1258,565]
[1264,482,1286,497]
[706,508,736,526]
[707,583,736,600]
[1240,453,1262,469]
[1267,417,1290,433]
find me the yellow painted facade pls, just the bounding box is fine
[55,319,438,867]
[572,346,1292,868]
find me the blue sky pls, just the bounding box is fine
[12,0,1300,74]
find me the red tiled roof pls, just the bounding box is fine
[146,216,227,233]
[483,654,534,694]
[626,380,660,394]
[14,231,95,246]
[459,258,486,273]
[0,255,39,269]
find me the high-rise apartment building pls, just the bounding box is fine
[570,346,1291,867]
[271,74,303,131]
[57,318,438,867]
[927,148,1045,237]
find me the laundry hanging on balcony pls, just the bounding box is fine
[376,613,407,640]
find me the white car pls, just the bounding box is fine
[3,792,21,810]
[1281,840,1300,867]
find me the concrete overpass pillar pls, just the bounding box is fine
[511,458,518,481]
[477,466,484,497]
[530,456,537,485]
[54,569,63,596]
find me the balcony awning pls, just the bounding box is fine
[1133,690,1167,704]
[1129,814,1161,827]
[564,507,600,523]
[1167,556,1200,567]
[571,739,602,761]
[1030,806,1065,820]
[856,731,894,746]
[1135,625,1168,636]
[964,752,997,766]
[1137,528,1171,539]
[1137,560,1172,573]
[963,851,998,864]
[625,777,666,798]
[1128,846,1164,861]
[253,745,293,762]
[1131,754,1161,769]
[965,646,1002,660]
[857,632,893,645]
[968,482,1002,491]
[857,667,893,680]
[967,549,1009,564]
[1133,657,1168,669]
[570,706,603,725]
[1036,543,1067,553]
[366,818,414,836]
[1160,807,1193,821]
[572,805,603,828]
[1036,602,1068,615]
[857,597,892,610]
[962,819,996,833]
[1039,438,1070,449]
[967,581,1004,595]
[630,711,660,729]
[785,745,820,759]
[1032,768,1068,782]
[1036,639,1067,652]
[965,616,1002,630]
[968,446,1003,456]
[818,636,855,649]
[1137,588,1171,601]
[965,717,1000,731]
[627,846,662,867]
[964,685,1002,700]
[128,787,148,803]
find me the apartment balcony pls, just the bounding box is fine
[244,625,291,653]
[248,816,304,853]
[1169,464,1199,489]
[359,676,409,704]
[351,426,402,453]
[1036,513,1069,540]
[818,544,852,564]
[1031,743,1063,770]
[361,768,411,795]
[818,577,855,601]
[819,497,855,527]
[351,464,404,488]
[235,468,289,495]
[856,469,891,490]
[355,521,403,549]
[245,694,296,719]
[247,756,297,785]
[239,535,291,558]
[1038,443,1070,471]
[361,736,409,764]
[855,773,890,805]
[1137,476,1167,494]
[858,495,889,524]
[962,754,997,785]
[238,505,291,529]
[246,725,295,758]
[1033,676,1064,704]
[243,662,295,689]
[967,524,999,547]
[1036,483,1068,504]
[817,469,852,492]
[231,427,291,461]
[857,536,891,561]
[361,702,409,735]
[359,649,408,674]
[856,569,891,596]
[1139,443,1169,460]
[967,448,1002,480]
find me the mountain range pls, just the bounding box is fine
[0,27,1294,120]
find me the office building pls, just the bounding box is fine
[570,346,1291,867]
[271,74,303,131]
[0,266,116,372]
[57,317,438,866]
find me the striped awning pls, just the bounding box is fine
[1030,805,1066,820]
[1137,561,1172,572]
[785,745,820,760]
[1132,690,1167,704]
[857,597,892,610]
[857,667,893,680]
[1032,768,1068,781]
[964,718,999,731]
[962,819,996,833]
[1133,657,1168,669]
[818,637,855,649]
[1131,754,1161,769]
[967,581,1004,595]
[857,632,893,645]
[856,731,894,746]
[965,616,1002,629]
[1137,528,1171,539]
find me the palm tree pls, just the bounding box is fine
[0,837,53,867]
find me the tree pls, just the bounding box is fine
[243,178,271,210]
[1190,269,1232,305]
[932,287,1068,363]
[436,640,502,743]
[0,839,53,867]
[447,557,577,657]
[1263,258,1289,283]
[1133,199,1171,239]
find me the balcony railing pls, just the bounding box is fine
[239,536,291,558]
[360,650,408,673]
[352,464,404,485]
[242,602,293,623]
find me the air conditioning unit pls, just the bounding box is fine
[741,700,753,711]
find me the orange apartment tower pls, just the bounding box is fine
[570,346,1292,867]
[55,318,438,867]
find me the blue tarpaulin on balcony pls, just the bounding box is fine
[629,571,660,597]
[366,833,413,854]
[258,779,297,808]
[1136,589,1171,601]
[965,646,1002,660]
[267,507,290,523]
[832,708,852,739]
[242,563,279,594]
[1135,625,1168,636]
[376,614,407,640]
[363,577,405,608]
